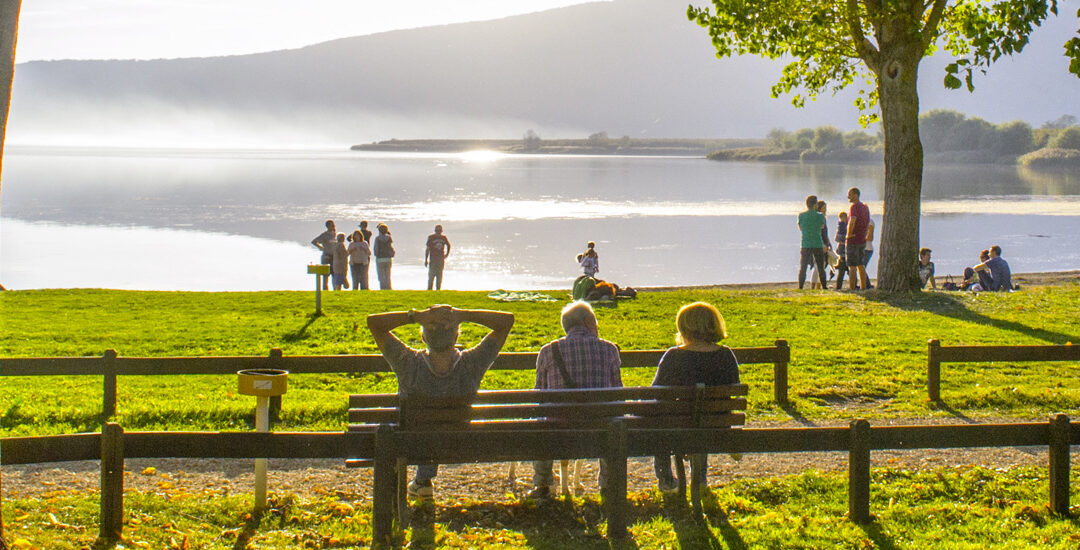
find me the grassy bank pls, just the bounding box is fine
[2,284,1079,436]
[3,467,1077,549]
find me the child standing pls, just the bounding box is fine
[332,233,350,290]
[579,241,599,277]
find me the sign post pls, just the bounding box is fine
[307,264,330,315]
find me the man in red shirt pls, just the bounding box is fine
[845,187,870,290]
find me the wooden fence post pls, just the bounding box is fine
[268,348,283,424]
[100,422,124,541]
[604,418,629,539]
[774,339,789,404]
[848,419,871,524]
[927,339,941,402]
[372,424,397,548]
[1048,414,1070,515]
[102,349,118,420]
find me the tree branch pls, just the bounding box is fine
[920,0,949,51]
[847,0,880,70]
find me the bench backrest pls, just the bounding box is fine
[348,385,748,433]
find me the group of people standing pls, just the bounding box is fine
[366,299,738,500]
[798,187,875,290]
[311,220,451,291]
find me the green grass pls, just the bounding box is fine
[2,466,1077,549]
[3,285,1080,436]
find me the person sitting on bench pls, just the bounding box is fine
[528,300,622,499]
[367,305,515,500]
[652,301,740,494]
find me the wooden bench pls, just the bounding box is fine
[347,384,748,544]
[927,339,1079,401]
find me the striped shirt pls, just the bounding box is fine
[534,325,622,389]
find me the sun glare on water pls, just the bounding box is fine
[457,150,505,162]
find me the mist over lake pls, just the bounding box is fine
[1,147,1078,291]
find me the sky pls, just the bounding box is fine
[14,0,600,62]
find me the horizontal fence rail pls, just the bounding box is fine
[0,342,792,422]
[2,417,1073,541]
[0,345,790,376]
[927,339,1079,401]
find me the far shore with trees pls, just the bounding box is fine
[708,112,1080,168]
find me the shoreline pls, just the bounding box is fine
[630,270,1080,292]
[1,270,1075,294]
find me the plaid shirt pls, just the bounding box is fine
[534,325,622,389]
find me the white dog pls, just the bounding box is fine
[508,460,585,496]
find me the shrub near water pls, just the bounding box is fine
[3,285,1080,435]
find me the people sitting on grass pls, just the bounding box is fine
[366,305,515,501]
[918,248,936,290]
[529,300,622,500]
[972,245,1013,292]
[651,301,740,494]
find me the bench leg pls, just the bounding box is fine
[373,425,396,547]
[396,459,408,524]
[604,419,629,538]
[689,454,707,517]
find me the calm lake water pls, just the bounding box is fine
[2,147,1079,291]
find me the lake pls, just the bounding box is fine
[1,147,1078,291]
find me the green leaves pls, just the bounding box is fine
[687,0,1076,113]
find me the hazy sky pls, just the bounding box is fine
[15,0,599,62]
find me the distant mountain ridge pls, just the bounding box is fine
[8,0,1079,147]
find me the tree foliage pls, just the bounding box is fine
[687,1,1078,125]
[1049,126,1080,149]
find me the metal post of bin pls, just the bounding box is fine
[237,369,289,513]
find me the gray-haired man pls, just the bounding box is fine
[529,300,622,499]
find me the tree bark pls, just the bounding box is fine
[875,45,924,292]
[0,0,21,198]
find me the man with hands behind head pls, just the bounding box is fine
[367,305,515,500]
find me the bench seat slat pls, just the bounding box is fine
[347,385,749,409]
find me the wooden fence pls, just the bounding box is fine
[1,416,1074,541]
[0,341,792,418]
[927,340,1079,401]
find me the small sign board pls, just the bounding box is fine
[307,264,330,275]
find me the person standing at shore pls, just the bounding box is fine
[797,195,827,289]
[809,200,832,289]
[845,188,870,291]
[358,220,373,244]
[348,230,371,290]
[425,224,452,290]
[580,241,599,277]
[834,211,849,289]
[373,223,395,290]
[331,233,350,290]
[862,215,876,289]
[311,220,336,291]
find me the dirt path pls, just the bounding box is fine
[5,417,1075,501]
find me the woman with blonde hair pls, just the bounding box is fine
[652,301,740,493]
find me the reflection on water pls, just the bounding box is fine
[1,147,1078,290]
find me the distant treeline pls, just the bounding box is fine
[352,132,763,156]
[707,111,1080,167]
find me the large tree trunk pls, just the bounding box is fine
[875,47,924,292]
[0,0,19,197]
[0,2,18,543]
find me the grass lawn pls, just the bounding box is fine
[2,285,1080,436]
[2,467,1077,549]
